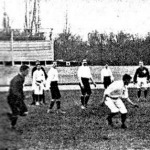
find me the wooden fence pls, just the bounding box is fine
[0,40,54,66]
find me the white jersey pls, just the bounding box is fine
[104,80,128,99]
[101,67,114,82]
[78,65,92,79]
[104,80,128,114]
[32,69,46,94]
[46,67,59,89]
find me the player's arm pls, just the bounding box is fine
[101,88,111,106]
[90,77,96,87]
[88,68,96,87]
[41,67,48,79]
[46,69,53,90]
[102,94,107,103]
[31,67,36,77]
[77,68,84,87]
[133,69,138,84]
[146,68,150,82]
[109,69,114,82]
[125,97,138,107]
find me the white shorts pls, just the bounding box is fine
[32,83,45,95]
[105,97,127,114]
[137,77,148,89]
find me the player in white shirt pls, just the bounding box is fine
[32,63,46,105]
[101,64,114,89]
[46,61,65,114]
[78,59,96,109]
[101,74,138,129]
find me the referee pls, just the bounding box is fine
[46,61,65,114]
[77,59,96,109]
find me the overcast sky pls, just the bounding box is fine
[0,0,150,40]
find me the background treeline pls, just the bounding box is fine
[54,30,150,66]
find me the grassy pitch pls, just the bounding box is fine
[1,89,150,150]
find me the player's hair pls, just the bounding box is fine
[36,60,40,65]
[20,65,29,72]
[122,74,132,81]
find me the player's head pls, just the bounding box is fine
[35,60,40,65]
[122,74,132,85]
[52,61,57,68]
[105,63,108,68]
[36,61,41,70]
[139,61,144,68]
[20,65,29,77]
[82,59,87,66]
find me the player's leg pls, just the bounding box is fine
[39,94,43,105]
[81,78,92,108]
[137,78,143,101]
[104,76,111,89]
[56,99,65,114]
[115,98,128,128]
[84,94,90,107]
[137,88,141,101]
[7,102,19,129]
[42,90,46,104]
[121,113,127,129]
[35,94,40,105]
[144,89,148,100]
[84,81,92,107]
[105,97,119,127]
[31,82,36,105]
[79,83,86,109]
[19,100,28,116]
[47,83,56,113]
[142,78,148,100]
[31,91,36,105]
[54,84,65,113]
[47,99,55,113]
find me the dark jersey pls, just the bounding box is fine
[31,66,47,79]
[7,74,28,114]
[134,67,149,83]
[8,74,25,103]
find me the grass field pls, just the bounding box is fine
[1,88,150,150]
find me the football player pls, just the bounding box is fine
[133,61,149,101]
[101,74,138,129]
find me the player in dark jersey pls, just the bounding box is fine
[133,61,149,101]
[7,65,29,129]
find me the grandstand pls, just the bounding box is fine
[0,40,54,66]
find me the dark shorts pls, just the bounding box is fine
[7,95,28,116]
[50,81,61,99]
[79,77,92,95]
[103,76,111,89]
